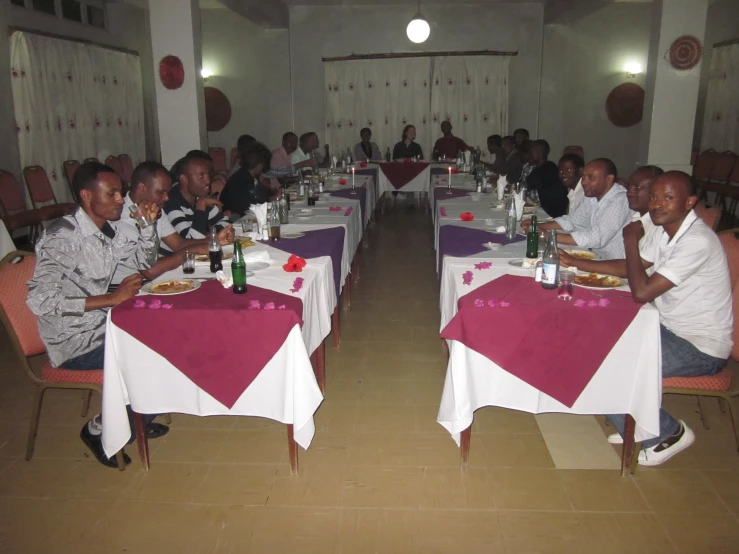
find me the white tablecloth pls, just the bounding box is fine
[0,220,14,259]
[437,256,662,445]
[378,164,431,195]
[323,174,377,228]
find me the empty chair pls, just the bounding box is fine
[62,160,80,202]
[209,147,227,175]
[711,160,739,228]
[23,166,59,208]
[563,145,584,159]
[230,147,239,172]
[118,154,134,184]
[83,157,99,164]
[694,202,721,231]
[104,155,125,183]
[693,149,717,200]
[0,170,74,235]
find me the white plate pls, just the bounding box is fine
[508,259,525,267]
[143,279,201,296]
[281,232,305,239]
[294,215,312,220]
[246,261,270,271]
[563,248,600,261]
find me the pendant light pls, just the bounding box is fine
[406,1,430,44]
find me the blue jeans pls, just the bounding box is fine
[59,344,156,439]
[607,325,727,448]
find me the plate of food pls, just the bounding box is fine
[574,272,625,289]
[143,279,201,295]
[524,201,539,208]
[281,232,305,239]
[563,248,599,261]
[234,236,255,248]
[523,207,537,215]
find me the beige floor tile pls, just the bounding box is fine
[472,406,541,433]
[415,403,447,434]
[421,467,495,509]
[168,413,237,431]
[560,469,648,512]
[342,466,425,508]
[355,403,416,433]
[121,462,209,503]
[215,428,287,465]
[499,512,588,554]
[657,512,739,554]
[0,425,33,459]
[314,401,359,434]
[212,505,260,552]
[476,433,556,469]
[299,432,354,467]
[634,469,729,513]
[578,513,676,554]
[247,506,340,554]
[703,470,739,514]
[360,379,419,404]
[415,510,504,553]
[151,428,230,463]
[0,497,72,553]
[192,463,277,505]
[488,468,572,511]
[267,464,345,507]
[337,508,416,554]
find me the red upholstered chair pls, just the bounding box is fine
[694,202,722,231]
[0,251,127,469]
[62,160,80,201]
[209,147,227,176]
[563,145,584,159]
[662,229,739,450]
[22,166,58,208]
[83,157,99,164]
[210,174,226,199]
[118,154,134,184]
[105,155,125,182]
[693,149,717,200]
[229,147,239,172]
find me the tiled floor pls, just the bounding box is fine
[1,207,739,553]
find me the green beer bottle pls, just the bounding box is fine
[232,241,247,294]
[525,215,539,259]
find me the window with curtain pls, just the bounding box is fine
[324,55,509,160]
[10,31,145,203]
[701,43,739,153]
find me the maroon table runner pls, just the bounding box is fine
[378,162,429,190]
[441,274,642,407]
[111,281,303,409]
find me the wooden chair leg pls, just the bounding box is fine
[25,386,45,461]
[331,306,340,349]
[115,451,127,472]
[718,398,728,413]
[133,412,150,471]
[460,425,471,473]
[697,396,710,430]
[287,424,299,475]
[81,390,92,418]
[621,414,636,477]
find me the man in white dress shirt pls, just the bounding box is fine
[558,153,584,214]
[606,171,733,465]
[524,158,632,260]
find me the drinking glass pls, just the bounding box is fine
[128,204,155,228]
[182,251,195,274]
[557,268,576,301]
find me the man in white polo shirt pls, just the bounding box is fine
[607,171,733,466]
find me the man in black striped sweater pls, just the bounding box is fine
[164,154,231,240]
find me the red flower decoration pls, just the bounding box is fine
[283,254,307,273]
[367,80,373,89]
[402,118,407,125]
[460,212,474,221]
[368,120,373,126]
[338,178,347,185]
[385,81,390,87]
[402,158,414,164]
[349,83,354,90]
[463,115,468,122]
[450,168,459,174]
[348,121,353,127]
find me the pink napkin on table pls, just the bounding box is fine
[329,206,342,212]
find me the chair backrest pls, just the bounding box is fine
[62,160,80,187]
[693,149,716,180]
[710,151,737,183]
[563,146,584,159]
[694,203,721,231]
[718,231,739,360]
[230,147,239,171]
[83,157,99,164]
[104,156,125,182]
[22,166,56,207]
[0,252,46,363]
[118,154,134,184]
[210,174,226,199]
[209,147,227,174]
[0,170,27,215]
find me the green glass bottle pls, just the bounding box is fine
[385,147,391,162]
[525,215,539,259]
[232,241,247,294]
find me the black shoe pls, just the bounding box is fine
[80,424,131,468]
[126,422,170,445]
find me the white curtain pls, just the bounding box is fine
[325,55,509,159]
[701,43,739,153]
[10,31,145,204]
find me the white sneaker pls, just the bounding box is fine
[638,421,695,467]
[607,432,623,445]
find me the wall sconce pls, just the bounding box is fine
[201,67,213,82]
[624,62,642,79]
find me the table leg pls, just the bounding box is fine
[133,411,150,471]
[287,424,299,475]
[621,414,637,477]
[460,425,471,473]
[331,306,340,349]
[311,343,326,393]
[424,192,430,215]
[352,247,361,283]
[343,275,351,310]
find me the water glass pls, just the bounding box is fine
[557,268,576,301]
[182,251,195,274]
[128,204,155,229]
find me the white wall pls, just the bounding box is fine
[539,2,652,177]
[201,8,291,152]
[0,2,157,184]
[288,3,544,148]
[694,0,739,148]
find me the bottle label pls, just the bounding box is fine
[541,263,558,285]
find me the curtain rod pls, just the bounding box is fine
[322,50,517,62]
[8,27,139,56]
[714,38,739,48]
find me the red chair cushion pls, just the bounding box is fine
[41,362,103,385]
[663,367,732,391]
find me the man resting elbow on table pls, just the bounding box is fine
[604,171,733,466]
[521,158,632,260]
[25,162,170,469]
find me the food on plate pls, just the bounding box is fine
[574,273,623,288]
[524,201,539,208]
[235,237,255,248]
[564,249,597,260]
[194,254,214,262]
[152,280,193,294]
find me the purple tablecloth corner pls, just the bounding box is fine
[438,224,526,274]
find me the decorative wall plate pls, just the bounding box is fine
[668,35,702,71]
[159,55,184,90]
[204,87,232,132]
[606,83,645,128]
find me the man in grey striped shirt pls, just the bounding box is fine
[164,155,231,240]
[524,158,631,260]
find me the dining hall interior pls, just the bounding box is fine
[1,0,739,552]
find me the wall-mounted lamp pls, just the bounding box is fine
[624,62,642,78]
[201,67,213,81]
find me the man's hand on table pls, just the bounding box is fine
[195,197,223,212]
[558,249,577,268]
[110,274,144,305]
[218,225,235,245]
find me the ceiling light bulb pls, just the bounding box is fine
[201,68,213,79]
[406,16,430,44]
[624,62,642,75]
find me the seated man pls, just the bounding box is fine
[220,143,272,217]
[499,135,523,183]
[432,121,473,160]
[558,153,585,214]
[292,132,330,167]
[513,128,529,147]
[113,161,234,283]
[525,139,568,218]
[559,165,664,275]
[354,127,382,162]
[164,152,231,240]
[523,158,631,260]
[606,171,733,466]
[233,133,314,180]
[483,134,504,173]
[26,161,168,468]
